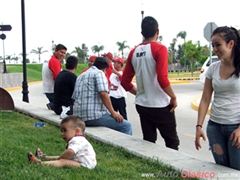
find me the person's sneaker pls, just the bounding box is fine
[46,103,52,110]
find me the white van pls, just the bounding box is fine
[199,56,220,84]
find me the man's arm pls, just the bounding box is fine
[99,91,124,122]
[121,50,136,94]
[49,58,62,80]
[155,45,177,112]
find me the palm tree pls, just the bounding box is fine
[91,45,104,56]
[168,38,177,72]
[6,55,11,64]
[65,52,72,61]
[19,53,30,63]
[158,36,163,44]
[116,41,129,58]
[177,31,187,43]
[177,31,187,69]
[30,47,48,63]
[11,54,19,64]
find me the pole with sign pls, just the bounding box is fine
[204,22,217,64]
[0,24,12,73]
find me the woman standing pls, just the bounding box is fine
[195,26,240,170]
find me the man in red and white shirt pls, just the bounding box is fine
[101,52,113,87]
[42,44,67,110]
[121,16,179,150]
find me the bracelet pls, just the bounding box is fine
[196,125,202,128]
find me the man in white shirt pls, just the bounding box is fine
[109,57,128,120]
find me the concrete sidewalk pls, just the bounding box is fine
[4,82,240,180]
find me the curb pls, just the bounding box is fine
[191,94,210,115]
[169,77,200,81]
[170,80,190,84]
[5,81,42,92]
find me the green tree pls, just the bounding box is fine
[177,31,187,69]
[65,52,72,62]
[51,43,57,53]
[158,35,163,44]
[199,45,210,65]
[6,55,11,64]
[71,44,89,64]
[116,40,130,58]
[91,45,104,56]
[176,44,185,74]
[167,38,177,72]
[30,47,48,63]
[19,53,30,63]
[183,40,202,76]
[11,54,19,64]
[169,38,177,63]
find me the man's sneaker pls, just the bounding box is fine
[46,103,52,110]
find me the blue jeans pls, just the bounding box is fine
[84,113,132,135]
[207,120,240,170]
[45,93,54,109]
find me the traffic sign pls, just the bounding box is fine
[0,34,6,40]
[0,25,12,31]
[204,22,217,42]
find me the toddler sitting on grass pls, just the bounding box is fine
[28,115,97,169]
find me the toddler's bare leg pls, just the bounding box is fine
[44,156,59,160]
[42,159,81,167]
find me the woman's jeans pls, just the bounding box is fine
[207,120,240,170]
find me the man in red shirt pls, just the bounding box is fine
[80,55,97,74]
[121,16,179,150]
[42,44,67,110]
[101,52,113,87]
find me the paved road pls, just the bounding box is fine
[126,81,214,162]
[9,80,214,163]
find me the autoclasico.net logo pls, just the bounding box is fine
[141,170,240,179]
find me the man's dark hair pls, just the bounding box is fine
[93,57,109,70]
[141,16,158,39]
[55,44,67,51]
[65,56,78,69]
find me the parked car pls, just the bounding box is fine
[199,56,220,84]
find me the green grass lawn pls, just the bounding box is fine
[6,63,200,82]
[6,64,88,82]
[0,111,197,180]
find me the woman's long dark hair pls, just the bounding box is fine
[211,26,240,77]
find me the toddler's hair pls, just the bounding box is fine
[61,115,85,132]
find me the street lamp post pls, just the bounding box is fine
[2,39,7,73]
[21,0,29,103]
[141,4,144,41]
[52,40,54,53]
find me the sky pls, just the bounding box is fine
[0,0,239,63]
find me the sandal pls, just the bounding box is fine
[28,152,41,163]
[35,148,46,158]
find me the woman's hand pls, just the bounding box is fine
[195,127,207,150]
[230,126,240,148]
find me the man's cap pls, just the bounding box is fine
[89,55,97,61]
[101,52,113,59]
[112,57,124,65]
